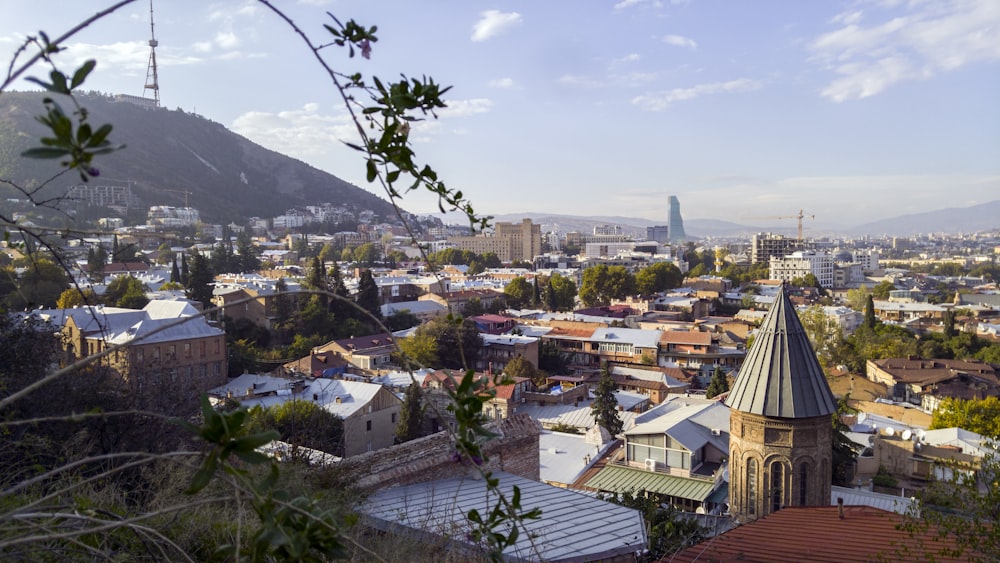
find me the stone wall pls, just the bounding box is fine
[340,413,540,491]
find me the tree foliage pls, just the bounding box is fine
[591,366,623,436]
[635,261,683,295]
[247,400,345,456]
[579,264,634,307]
[504,277,533,309]
[930,397,1000,438]
[598,490,706,560]
[395,383,425,443]
[413,316,481,370]
[705,366,729,399]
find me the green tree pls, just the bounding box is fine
[579,264,634,307]
[504,355,543,387]
[235,230,260,273]
[504,277,533,309]
[545,272,577,311]
[415,316,482,370]
[355,269,382,322]
[247,400,345,456]
[872,280,896,300]
[538,341,569,375]
[103,275,149,309]
[385,309,421,331]
[185,253,214,310]
[705,366,729,398]
[56,287,97,308]
[598,490,706,560]
[396,332,439,369]
[635,261,683,295]
[462,297,485,317]
[87,244,107,280]
[832,394,860,486]
[591,366,623,436]
[930,397,1000,438]
[846,285,871,312]
[6,257,70,310]
[170,256,181,284]
[395,383,425,443]
[353,242,380,266]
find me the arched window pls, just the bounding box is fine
[798,462,809,506]
[747,458,757,516]
[771,462,783,512]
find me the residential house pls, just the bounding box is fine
[583,397,730,513]
[866,357,1000,407]
[477,333,540,373]
[315,333,397,375]
[209,373,401,457]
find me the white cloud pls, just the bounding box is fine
[488,77,515,88]
[613,0,666,10]
[215,31,240,49]
[810,0,1000,101]
[557,74,603,89]
[231,104,356,160]
[631,78,763,110]
[193,41,213,53]
[662,34,698,49]
[471,10,522,42]
[611,53,641,67]
[438,98,493,119]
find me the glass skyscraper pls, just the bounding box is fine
[667,195,686,244]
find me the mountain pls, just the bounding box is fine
[848,200,1000,236]
[0,91,399,224]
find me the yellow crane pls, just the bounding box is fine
[162,188,193,207]
[747,209,815,241]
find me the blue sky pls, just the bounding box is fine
[1,0,998,230]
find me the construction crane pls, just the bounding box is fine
[745,209,815,241]
[162,188,192,207]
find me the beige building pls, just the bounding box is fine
[447,219,542,263]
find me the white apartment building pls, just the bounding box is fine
[769,250,834,288]
[852,249,880,272]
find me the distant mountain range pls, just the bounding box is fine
[492,201,1000,239]
[0,92,398,224]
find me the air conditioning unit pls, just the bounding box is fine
[711,428,722,436]
[644,459,658,471]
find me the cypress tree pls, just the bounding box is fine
[395,383,425,443]
[591,365,623,436]
[170,257,180,284]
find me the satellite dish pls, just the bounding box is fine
[916,429,926,442]
[696,506,706,515]
[901,429,912,441]
[868,435,876,445]
[885,427,896,437]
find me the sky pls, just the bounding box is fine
[1,0,998,231]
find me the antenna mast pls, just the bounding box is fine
[143,0,160,107]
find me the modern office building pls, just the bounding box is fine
[667,195,686,244]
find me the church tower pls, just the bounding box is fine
[725,284,837,521]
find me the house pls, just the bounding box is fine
[209,373,401,457]
[380,299,447,323]
[422,370,532,426]
[865,357,1000,407]
[418,288,503,311]
[540,325,662,369]
[609,365,690,404]
[281,349,350,378]
[668,504,968,562]
[583,397,730,513]
[34,301,227,404]
[477,333,540,373]
[315,333,396,374]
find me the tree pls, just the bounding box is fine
[56,287,97,308]
[542,272,577,312]
[247,400,345,456]
[415,316,482,370]
[832,394,860,486]
[170,256,181,284]
[385,309,421,331]
[635,261,683,295]
[872,280,896,300]
[930,397,1000,438]
[504,355,543,387]
[396,332,439,369]
[538,341,569,375]
[863,294,877,329]
[235,230,260,273]
[579,264,634,307]
[591,366,623,436]
[395,383,425,443]
[6,257,70,310]
[504,277,533,309]
[461,297,485,317]
[598,490,706,560]
[353,242,381,266]
[87,245,107,280]
[705,366,729,398]
[185,253,214,310]
[103,275,149,309]
[356,269,382,322]
[846,285,870,312]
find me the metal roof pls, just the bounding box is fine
[362,471,647,562]
[725,285,836,418]
[584,465,717,502]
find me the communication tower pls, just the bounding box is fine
[143,0,160,107]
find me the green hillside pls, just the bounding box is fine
[0,91,400,224]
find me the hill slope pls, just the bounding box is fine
[0,92,398,224]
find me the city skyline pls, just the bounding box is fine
[1,1,997,229]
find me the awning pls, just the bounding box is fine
[584,465,717,502]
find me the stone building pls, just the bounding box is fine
[725,284,837,522]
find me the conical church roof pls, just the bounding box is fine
[725,285,836,418]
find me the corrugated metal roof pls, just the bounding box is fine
[584,465,717,502]
[363,471,647,562]
[725,285,836,418]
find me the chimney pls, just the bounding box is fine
[837,497,844,519]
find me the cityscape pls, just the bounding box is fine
[1,1,999,562]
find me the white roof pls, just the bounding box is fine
[830,486,915,514]
[209,375,392,418]
[362,471,647,562]
[539,430,611,487]
[627,397,730,453]
[590,327,662,348]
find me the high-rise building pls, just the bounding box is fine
[667,195,686,244]
[447,219,542,263]
[751,232,799,264]
[646,225,669,244]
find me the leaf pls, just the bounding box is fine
[70,60,96,89]
[186,453,218,494]
[21,147,69,159]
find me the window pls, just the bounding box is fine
[798,463,809,506]
[200,341,206,357]
[366,420,372,432]
[747,459,757,516]
[771,462,783,512]
[184,342,191,358]
[391,413,397,424]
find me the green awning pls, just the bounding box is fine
[584,465,717,502]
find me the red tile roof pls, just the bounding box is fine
[667,505,969,563]
[659,330,712,346]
